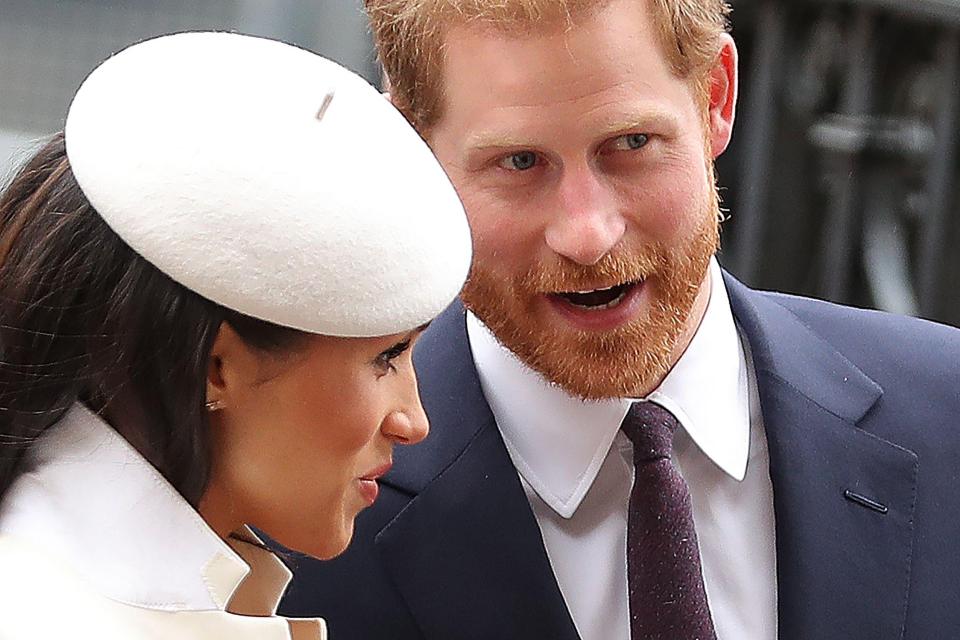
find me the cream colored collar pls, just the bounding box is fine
[0,404,295,617]
[467,259,751,519]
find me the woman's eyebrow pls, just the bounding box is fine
[389,323,431,350]
[412,321,432,337]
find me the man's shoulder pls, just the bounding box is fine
[733,283,960,453]
[756,286,957,333]
[414,301,470,371]
[748,287,960,372]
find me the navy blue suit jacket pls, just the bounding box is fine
[280,274,960,639]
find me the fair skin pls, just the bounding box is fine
[426,0,738,399]
[199,323,429,559]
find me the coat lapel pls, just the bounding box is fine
[726,274,918,640]
[375,304,580,640]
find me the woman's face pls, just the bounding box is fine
[201,324,429,559]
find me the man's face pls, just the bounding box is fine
[428,0,736,399]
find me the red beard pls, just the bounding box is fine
[461,200,720,400]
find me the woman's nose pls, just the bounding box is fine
[382,405,429,445]
[382,374,429,445]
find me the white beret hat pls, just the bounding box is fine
[64,31,472,337]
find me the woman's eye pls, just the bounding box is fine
[497,151,538,171]
[612,133,649,151]
[376,356,398,375]
[375,340,411,376]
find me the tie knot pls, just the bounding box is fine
[621,401,678,462]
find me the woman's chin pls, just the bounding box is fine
[277,523,354,561]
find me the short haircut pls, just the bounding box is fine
[364,0,732,133]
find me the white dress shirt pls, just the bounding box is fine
[466,259,778,640]
[0,403,326,639]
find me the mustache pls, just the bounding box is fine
[512,248,665,294]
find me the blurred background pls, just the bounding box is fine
[1,0,958,327]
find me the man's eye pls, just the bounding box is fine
[612,133,649,151]
[497,151,538,171]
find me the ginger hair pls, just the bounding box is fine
[364,0,731,133]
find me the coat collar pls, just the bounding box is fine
[0,404,298,617]
[0,533,326,640]
[383,272,917,640]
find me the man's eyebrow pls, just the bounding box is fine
[464,132,536,151]
[463,111,678,151]
[596,111,677,137]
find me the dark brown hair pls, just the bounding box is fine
[0,133,307,506]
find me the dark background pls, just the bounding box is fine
[718,0,960,327]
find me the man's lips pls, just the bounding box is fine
[544,279,647,331]
[549,279,643,310]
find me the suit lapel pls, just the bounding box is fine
[726,274,918,640]
[375,304,580,640]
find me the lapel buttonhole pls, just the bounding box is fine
[843,489,889,514]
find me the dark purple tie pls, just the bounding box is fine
[621,401,717,640]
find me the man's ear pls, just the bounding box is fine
[380,64,393,103]
[707,34,738,159]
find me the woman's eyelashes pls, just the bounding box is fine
[374,339,412,375]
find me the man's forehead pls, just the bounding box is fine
[438,0,615,44]
[435,0,608,32]
[441,18,675,110]
[426,0,682,142]
[439,0,660,79]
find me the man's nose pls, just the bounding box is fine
[544,167,626,265]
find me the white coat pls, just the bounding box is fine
[0,404,327,639]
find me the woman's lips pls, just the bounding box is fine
[358,462,392,505]
[357,479,379,505]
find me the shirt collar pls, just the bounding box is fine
[467,259,751,519]
[0,403,292,614]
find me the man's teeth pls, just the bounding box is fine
[574,287,612,295]
[569,289,629,309]
[559,281,638,309]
